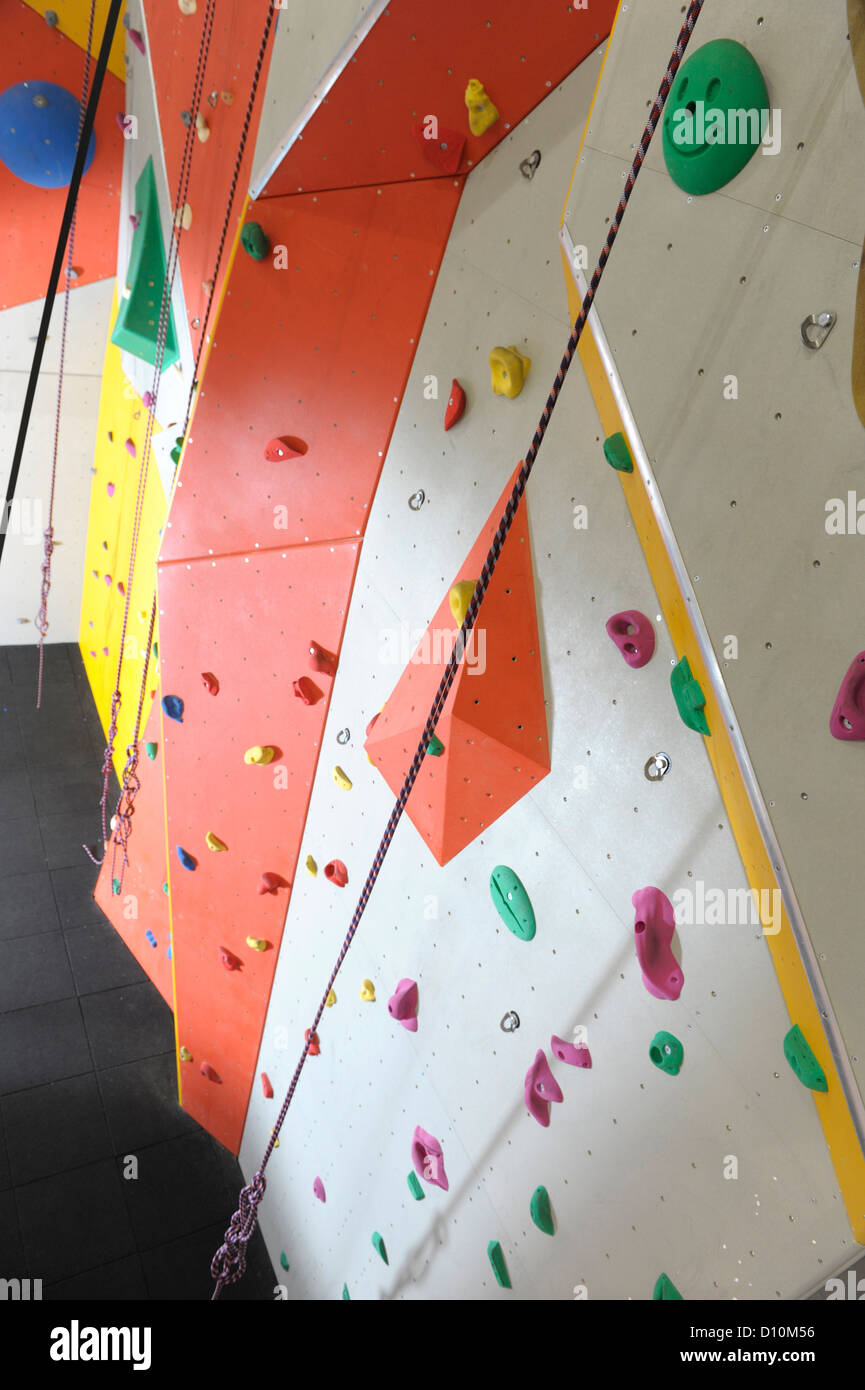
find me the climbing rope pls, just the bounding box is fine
[87,1,218,877]
[210,0,708,1299]
[35,2,97,710]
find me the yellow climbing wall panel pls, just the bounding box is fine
[78,287,168,780]
[21,0,127,82]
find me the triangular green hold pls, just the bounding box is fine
[112,877,121,896]
[279,1251,289,1271]
[342,1283,350,1300]
[603,431,634,473]
[487,1240,511,1289]
[653,1272,683,1300]
[372,1231,388,1265]
[529,1185,554,1235]
[407,1170,425,1200]
[427,734,444,757]
[783,1024,828,1093]
[145,742,157,760]
[110,158,179,371]
[162,882,169,895]
[670,656,710,736]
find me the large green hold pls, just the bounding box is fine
[110,158,180,370]
[487,1240,511,1289]
[653,1272,683,1301]
[671,656,710,736]
[603,431,634,473]
[529,1185,554,1235]
[783,1024,828,1093]
[241,221,270,261]
[662,39,769,195]
[489,866,536,941]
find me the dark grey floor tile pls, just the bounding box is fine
[7,644,73,685]
[0,997,91,1095]
[2,1074,112,1185]
[0,932,75,1011]
[50,863,105,929]
[0,1189,25,1272]
[15,1159,136,1284]
[39,810,107,871]
[5,678,82,718]
[66,921,147,996]
[80,982,174,1068]
[99,1053,198,1152]
[0,871,61,940]
[19,727,96,771]
[29,763,106,818]
[122,1133,235,1249]
[0,1112,10,1191]
[0,649,12,690]
[140,1220,273,1301]
[0,717,28,770]
[0,766,35,820]
[0,816,46,878]
[46,1253,148,1301]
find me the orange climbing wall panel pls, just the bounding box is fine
[365,463,550,863]
[259,0,618,197]
[0,0,123,309]
[161,177,463,563]
[157,176,460,1150]
[141,0,277,352]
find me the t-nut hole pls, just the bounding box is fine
[635,921,646,934]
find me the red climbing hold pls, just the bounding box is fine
[444,379,467,431]
[257,871,286,895]
[829,651,865,740]
[264,436,308,462]
[219,947,241,971]
[200,1062,222,1083]
[324,859,348,887]
[293,676,322,705]
[305,1028,320,1056]
[411,121,466,174]
[261,1073,273,1098]
[308,640,337,676]
[201,671,219,695]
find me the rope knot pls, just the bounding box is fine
[210,1172,267,1287]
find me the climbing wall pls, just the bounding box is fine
[238,44,859,1300]
[19,0,127,82]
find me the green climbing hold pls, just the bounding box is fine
[110,159,180,369]
[783,1024,828,1093]
[407,1170,425,1200]
[162,882,168,894]
[649,1031,684,1076]
[170,436,184,465]
[112,877,121,896]
[342,1283,350,1300]
[603,431,634,473]
[280,1251,289,1271]
[653,1272,683,1301]
[662,39,769,196]
[489,866,536,941]
[145,741,157,760]
[152,642,158,661]
[372,1231,388,1265]
[241,221,270,261]
[487,1240,511,1289]
[529,1185,554,1236]
[427,734,444,757]
[671,656,710,736]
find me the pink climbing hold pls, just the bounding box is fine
[632,886,683,1001]
[308,640,337,676]
[219,947,240,971]
[104,575,112,586]
[829,651,865,740]
[305,1028,320,1056]
[128,27,146,54]
[444,379,467,431]
[257,871,285,895]
[106,482,115,497]
[411,1126,449,1190]
[201,671,219,695]
[200,1062,221,1083]
[129,214,140,230]
[261,1073,273,1098]
[125,438,136,457]
[293,675,322,705]
[388,978,419,1031]
[115,111,131,135]
[550,1035,592,1068]
[142,391,154,410]
[117,582,125,596]
[524,1050,564,1127]
[324,859,348,887]
[605,610,655,669]
[314,1177,326,1203]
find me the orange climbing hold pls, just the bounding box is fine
[308,641,337,676]
[293,676,322,705]
[324,859,348,887]
[201,671,219,694]
[200,1062,221,1083]
[305,1028,320,1056]
[264,436,308,462]
[219,948,241,971]
[257,872,286,895]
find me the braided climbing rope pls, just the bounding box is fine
[87,2,218,877]
[35,2,97,710]
[210,0,708,1298]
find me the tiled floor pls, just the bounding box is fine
[0,644,275,1299]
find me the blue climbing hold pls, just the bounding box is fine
[176,846,196,871]
[0,82,96,189]
[162,695,184,722]
[145,930,157,948]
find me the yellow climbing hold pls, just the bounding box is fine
[325,989,337,1007]
[305,854,317,876]
[360,979,376,1002]
[205,832,227,852]
[174,202,193,231]
[333,766,352,791]
[465,78,499,136]
[179,1046,193,1061]
[244,745,275,765]
[449,580,477,627]
[195,112,210,143]
[490,345,531,399]
[246,937,269,952]
[178,0,197,12]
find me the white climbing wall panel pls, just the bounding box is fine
[239,39,858,1299]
